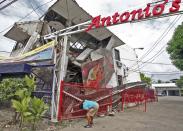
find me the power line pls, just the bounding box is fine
[0,0,18,11]
[142,70,183,74]
[131,15,182,71]
[142,71,183,75]
[137,48,166,70]
[29,0,41,17]
[0,0,55,34]
[132,3,183,67]
[127,61,183,75]
[129,68,183,75]
[0,0,7,5]
[129,16,180,69]
[120,57,173,65]
[31,0,45,15]
[138,16,180,62]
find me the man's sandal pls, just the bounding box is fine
[84,125,92,128]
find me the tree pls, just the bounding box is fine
[176,76,183,89]
[140,73,152,85]
[167,22,183,71]
[158,80,162,83]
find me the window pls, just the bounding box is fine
[114,49,120,61]
[118,75,123,86]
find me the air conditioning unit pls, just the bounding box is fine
[116,61,122,68]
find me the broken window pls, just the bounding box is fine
[70,42,85,50]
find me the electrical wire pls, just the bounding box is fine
[31,0,45,15]
[129,68,183,75]
[120,57,173,65]
[143,71,183,75]
[136,48,166,70]
[138,16,179,62]
[29,0,40,17]
[130,15,180,70]
[0,0,7,5]
[0,0,18,11]
[0,0,55,34]
[131,15,182,71]
[130,1,183,67]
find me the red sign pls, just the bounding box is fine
[86,0,181,32]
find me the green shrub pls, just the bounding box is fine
[10,76,48,131]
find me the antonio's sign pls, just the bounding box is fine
[86,0,181,31]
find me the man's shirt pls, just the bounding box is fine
[83,100,98,110]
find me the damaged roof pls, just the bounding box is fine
[4,0,125,48]
[44,0,125,47]
[4,21,44,43]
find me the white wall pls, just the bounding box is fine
[117,44,141,84]
[107,73,118,88]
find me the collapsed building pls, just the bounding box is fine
[0,0,143,121]
[1,0,131,86]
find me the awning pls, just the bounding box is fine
[0,63,32,74]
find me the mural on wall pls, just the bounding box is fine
[82,58,104,88]
[82,49,115,88]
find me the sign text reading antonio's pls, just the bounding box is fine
[86,0,181,32]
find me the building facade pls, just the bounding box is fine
[152,83,181,96]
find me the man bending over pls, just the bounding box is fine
[79,100,99,128]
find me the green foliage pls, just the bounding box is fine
[167,22,183,71]
[0,78,24,102]
[140,73,152,85]
[176,76,183,89]
[29,97,49,130]
[29,97,49,121]
[24,75,36,92]
[15,89,30,100]
[10,76,48,130]
[158,80,162,83]
[12,97,48,130]
[0,75,48,130]
[12,97,32,128]
[12,98,31,116]
[0,76,36,103]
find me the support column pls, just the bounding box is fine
[166,90,169,96]
[51,35,69,122]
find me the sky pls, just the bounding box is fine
[0,0,183,81]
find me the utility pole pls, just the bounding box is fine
[133,48,144,73]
